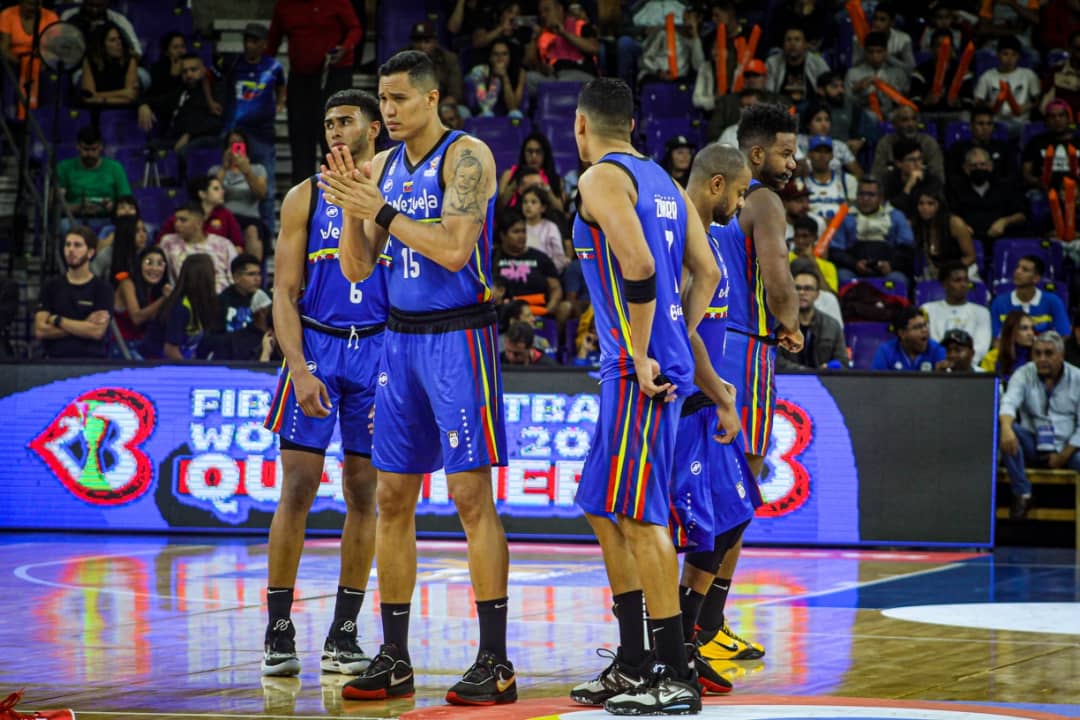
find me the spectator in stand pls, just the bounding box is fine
[715,88,766,146]
[457,1,532,56]
[212,131,270,259]
[139,32,187,132]
[707,61,787,141]
[766,25,830,106]
[977,0,1038,54]
[407,22,466,104]
[872,306,947,371]
[945,107,1016,183]
[845,31,910,116]
[623,2,706,85]
[142,254,221,360]
[524,0,600,82]
[56,125,133,229]
[921,261,991,362]
[267,0,362,185]
[1040,31,1080,118]
[159,202,238,293]
[448,0,498,43]
[990,256,1071,336]
[225,22,284,226]
[910,190,977,280]
[570,317,600,367]
[973,36,1040,127]
[829,175,914,286]
[113,246,171,357]
[1021,99,1080,192]
[1039,1,1080,54]
[161,175,244,252]
[79,22,139,109]
[767,0,831,50]
[815,71,876,154]
[981,310,1034,378]
[781,178,824,241]
[872,105,946,182]
[948,147,1027,249]
[61,0,140,61]
[493,208,564,319]
[501,321,557,366]
[777,270,848,369]
[853,3,915,73]
[798,104,863,178]
[216,254,271,360]
[560,256,589,319]
[90,195,143,277]
[439,98,466,130]
[519,186,570,272]
[937,328,980,372]
[33,227,112,359]
[166,54,225,157]
[918,3,964,53]
[999,330,1080,519]
[467,38,526,117]
[662,135,696,189]
[498,132,566,210]
[791,256,844,327]
[498,299,551,352]
[789,215,837,292]
[0,276,17,360]
[884,138,945,218]
[1066,309,1080,367]
[910,29,974,116]
[0,0,58,113]
[805,135,857,225]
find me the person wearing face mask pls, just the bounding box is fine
[947,147,1027,249]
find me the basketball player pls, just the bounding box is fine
[696,104,803,665]
[316,51,511,706]
[260,90,386,677]
[567,78,721,716]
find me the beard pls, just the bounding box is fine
[66,254,90,270]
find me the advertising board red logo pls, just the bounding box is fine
[757,398,813,518]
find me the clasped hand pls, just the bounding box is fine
[317,146,384,220]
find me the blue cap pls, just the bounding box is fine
[808,135,833,151]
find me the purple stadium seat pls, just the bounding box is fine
[535,317,558,353]
[537,117,577,163]
[844,322,892,370]
[854,276,908,299]
[535,82,583,120]
[1021,122,1047,151]
[376,7,428,66]
[97,108,143,148]
[185,146,222,181]
[560,318,580,364]
[993,280,1070,313]
[881,121,938,141]
[551,150,579,178]
[464,115,530,145]
[641,117,703,161]
[990,237,1064,289]
[640,81,693,119]
[914,279,989,307]
[942,120,1010,150]
[133,186,185,228]
[35,107,92,147]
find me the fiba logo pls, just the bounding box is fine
[378,372,388,386]
[383,178,394,192]
[306,361,318,373]
[29,388,157,506]
[690,460,702,475]
[447,430,460,449]
[325,205,339,218]
[669,304,684,321]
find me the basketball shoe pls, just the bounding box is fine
[445,649,517,705]
[0,691,75,720]
[570,648,649,706]
[262,618,301,676]
[697,623,765,661]
[604,662,701,716]
[687,642,732,695]
[341,643,414,700]
[321,620,371,675]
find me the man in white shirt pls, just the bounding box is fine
[973,36,1040,125]
[853,3,915,73]
[805,136,857,224]
[921,261,991,363]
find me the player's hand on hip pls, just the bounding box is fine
[713,402,741,445]
[635,357,676,402]
[776,325,804,353]
[293,371,332,418]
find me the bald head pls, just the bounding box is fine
[689,142,749,184]
[688,143,752,225]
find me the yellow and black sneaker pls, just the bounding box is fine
[445,649,517,706]
[698,624,765,661]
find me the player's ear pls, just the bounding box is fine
[711,174,726,197]
[749,145,764,166]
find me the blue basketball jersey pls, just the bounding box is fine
[572,152,694,391]
[378,130,496,312]
[717,180,777,337]
[299,178,388,329]
[697,223,731,371]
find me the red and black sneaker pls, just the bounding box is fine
[688,643,733,695]
[445,650,517,706]
[0,691,75,720]
[341,644,414,700]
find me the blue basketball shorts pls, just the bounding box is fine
[264,325,384,455]
[669,403,760,551]
[576,375,684,527]
[372,305,507,475]
[722,330,777,457]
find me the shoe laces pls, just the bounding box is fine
[721,624,754,647]
[329,634,365,655]
[365,645,405,676]
[460,650,500,683]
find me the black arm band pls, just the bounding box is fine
[623,273,657,304]
[375,204,399,232]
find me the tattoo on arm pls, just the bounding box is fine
[445,148,485,223]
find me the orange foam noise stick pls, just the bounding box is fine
[1049,189,1066,240]
[931,36,951,97]
[732,24,761,93]
[872,78,919,110]
[1064,177,1077,240]
[1027,0,1039,10]
[867,91,884,120]
[845,0,869,45]
[666,13,679,80]
[1002,82,1022,115]
[947,41,975,103]
[716,23,728,95]
[979,0,994,19]
[815,204,849,258]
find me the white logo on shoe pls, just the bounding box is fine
[273,619,291,631]
[392,609,409,616]
[339,620,356,633]
[390,669,411,686]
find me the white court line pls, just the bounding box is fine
[748,562,967,607]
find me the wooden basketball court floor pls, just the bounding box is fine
[1,533,1078,720]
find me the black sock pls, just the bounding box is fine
[612,589,646,665]
[476,597,509,660]
[381,602,411,661]
[267,586,294,625]
[695,577,731,641]
[330,585,365,636]
[649,614,690,680]
[679,586,706,642]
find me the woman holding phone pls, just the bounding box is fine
[213,130,270,260]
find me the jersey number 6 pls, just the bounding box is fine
[349,282,363,304]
